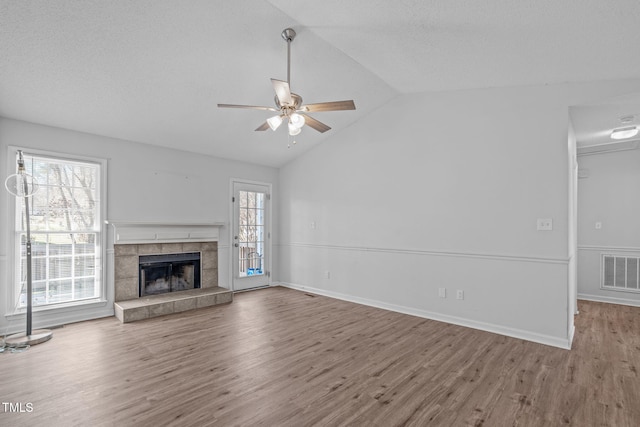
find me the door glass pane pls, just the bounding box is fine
[238,190,265,277]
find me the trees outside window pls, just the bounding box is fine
[13,154,102,307]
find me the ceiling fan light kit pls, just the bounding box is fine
[218,28,356,143]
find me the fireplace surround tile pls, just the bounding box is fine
[202,268,218,288]
[196,293,218,308]
[183,242,205,251]
[202,251,218,270]
[200,242,217,252]
[161,243,183,253]
[148,301,175,318]
[137,243,163,255]
[114,256,138,280]
[174,298,197,313]
[119,306,149,322]
[114,287,232,323]
[217,292,232,305]
[114,244,138,256]
[115,277,139,301]
[114,242,219,303]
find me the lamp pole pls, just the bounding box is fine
[24,175,32,336]
[4,150,52,347]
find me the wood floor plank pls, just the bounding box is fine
[1,287,639,426]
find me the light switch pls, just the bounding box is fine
[595,222,602,229]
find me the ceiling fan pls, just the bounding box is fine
[218,28,355,136]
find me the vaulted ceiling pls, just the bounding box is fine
[2,0,640,166]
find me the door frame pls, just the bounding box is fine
[229,178,272,292]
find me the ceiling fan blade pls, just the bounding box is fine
[255,122,270,131]
[217,104,278,111]
[300,100,356,113]
[271,79,293,106]
[302,114,331,133]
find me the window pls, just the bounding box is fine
[12,151,103,308]
[238,190,265,277]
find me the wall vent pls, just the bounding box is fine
[602,254,640,293]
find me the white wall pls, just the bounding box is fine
[278,79,640,349]
[577,148,640,306]
[0,117,279,332]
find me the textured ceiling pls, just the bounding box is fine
[269,0,640,93]
[1,0,640,167]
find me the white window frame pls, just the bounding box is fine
[6,146,108,314]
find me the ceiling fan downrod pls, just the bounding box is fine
[281,28,296,86]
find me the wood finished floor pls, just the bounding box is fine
[1,287,639,426]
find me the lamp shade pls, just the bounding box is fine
[267,115,284,131]
[288,122,302,136]
[289,113,305,129]
[5,172,39,197]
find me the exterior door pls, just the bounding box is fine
[232,180,271,291]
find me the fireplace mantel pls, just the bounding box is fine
[106,220,225,244]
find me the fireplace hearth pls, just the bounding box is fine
[139,252,201,297]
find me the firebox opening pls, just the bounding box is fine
[139,252,201,297]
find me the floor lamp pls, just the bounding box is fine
[4,150,53,346]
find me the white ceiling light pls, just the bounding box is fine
[288,122,302,136]
[267,115,283,131]
[611,115,638,140]
[611,126,638,140]
[289,113,305,129]
[288,113,305,136]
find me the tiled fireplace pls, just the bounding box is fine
[109,222,232,322]
[114,242,218,301]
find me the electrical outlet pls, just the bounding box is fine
[595,222,602,229]
[536,218,553,231]
[438,288,446,298]
[456,290,464,300]
[324,271,330,279]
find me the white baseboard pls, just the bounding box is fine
[3,303,114,335]
[568,324,575,348]
[276,282,571,350]
[578,293,640,307]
